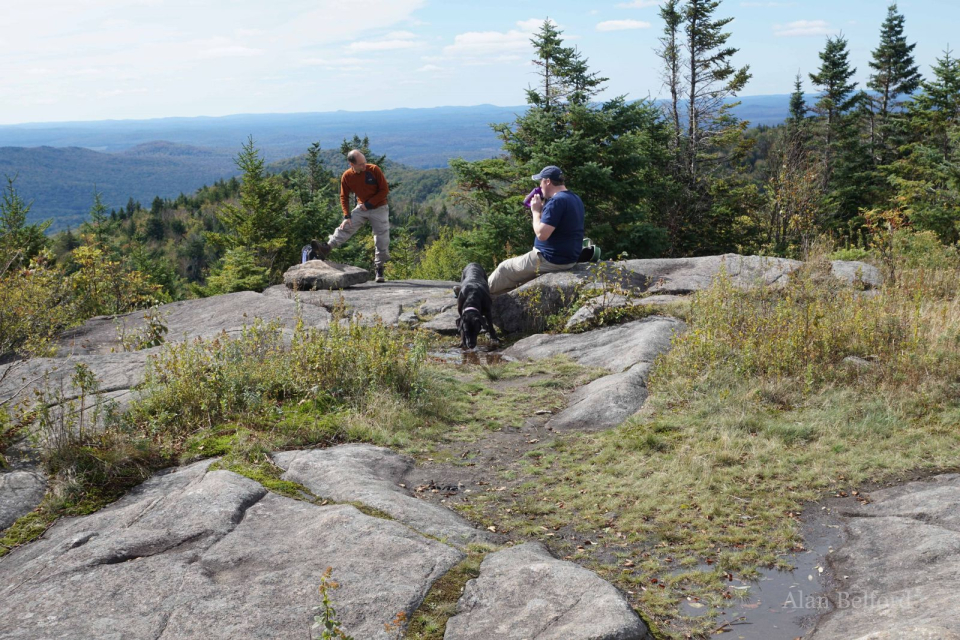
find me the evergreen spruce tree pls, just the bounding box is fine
[886,49,960,242]
[683,0,751,180]
[868,3,922,168]
[809,34,859,177]
[658,0,684,154]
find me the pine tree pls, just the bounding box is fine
[868,3,922,170]
[810,35,859,179]
[658,0,684,154]
[886,50,960,242]
[788,73,807,124]
[211,136,291,274]
[868,4,921,119]
[683,0,751,180]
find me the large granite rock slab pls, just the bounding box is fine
[506,318,683,431]
[0,459,463,640]
[809,474,960,640]
[491,255,879,335]
[58,291,331,356]
[0,470,46,530]
[445,542,653,640]
[0,350,158,413]
[265,279,457,327]
[548,362,653,431]
[284,259,371,290]
[274,445,496,547]
[505,316,684,373]
[565,294,685,332]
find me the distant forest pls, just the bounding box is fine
[2,0,959,360]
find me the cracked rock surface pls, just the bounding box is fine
[444,542,653,640]
[0,458,463,640]
[274,445,498,547]
[809,474,960,640]
[264,279,456,327]
[57,290,331,356]
[505,317,683,430]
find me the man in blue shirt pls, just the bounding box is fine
[488,165,585,294]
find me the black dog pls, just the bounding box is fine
[456,263,499,349]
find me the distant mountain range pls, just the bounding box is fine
[0,97,796,230]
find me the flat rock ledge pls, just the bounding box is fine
[506,316,684,431]
[492,254,879,335]
[445,542,653,640]
[809,474,960,640]
[274,444,497,547]
[0,458,463,640]
[283,259,370,290]
[57,290,332,356]
[264,279,457,327]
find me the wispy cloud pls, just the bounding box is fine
[773,19,834,37]
[444,19,543,59]
[348,38,422,52]
[596,19,651,31]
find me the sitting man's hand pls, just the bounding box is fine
[531,194,544,214]
[338,217,351,231]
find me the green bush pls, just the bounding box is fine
[413,228,472,281]
[127,318,429,453]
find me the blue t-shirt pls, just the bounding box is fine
[535,190,585,265]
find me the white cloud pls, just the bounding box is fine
[418,64,443,72]
[199,45,264,58]
[617,0,660,7]
[596,19,651,31]
[300,56,365,67]
[773,19,835,37]
[347,39,422,52]
[443,19,545,59]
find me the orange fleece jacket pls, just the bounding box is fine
[339,163,389,217]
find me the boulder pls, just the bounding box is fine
[809,474,960,639]
[265,279,457,327]
[0,470,46,530]
[421,307,461,336]
[58,291,331,356]
[444,542,653,640]
[505,316,684,373]
[274,445,496,547]
[0,459,463,640]
[284,259,371,290]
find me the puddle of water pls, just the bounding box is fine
[681,515,844,639]
[428,347,513,366]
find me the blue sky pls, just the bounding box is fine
[2,0,957,125]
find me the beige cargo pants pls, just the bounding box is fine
[327,203,390,267]
[487,248,577,295]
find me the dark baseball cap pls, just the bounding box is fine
[532,165,563,181]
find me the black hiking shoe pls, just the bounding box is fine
[310,240,332,260]
[375,264,385,283]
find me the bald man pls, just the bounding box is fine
[312,149,390,282]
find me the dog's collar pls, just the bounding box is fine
[462,307,481,314]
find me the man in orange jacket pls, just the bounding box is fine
[312,149,390,282]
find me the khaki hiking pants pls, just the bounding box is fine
[488,248,577,295]
[328,203,390,267]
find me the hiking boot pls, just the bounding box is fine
[310,239,332,260]
[375,264,385,283]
